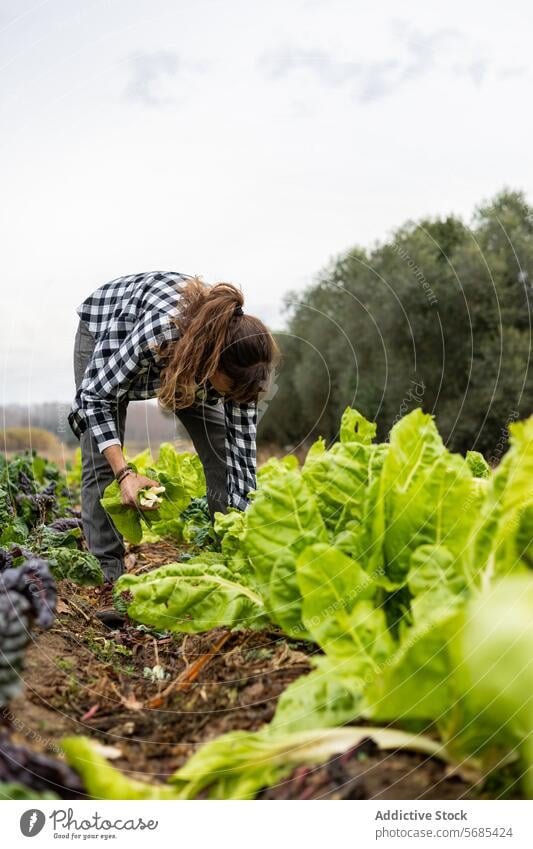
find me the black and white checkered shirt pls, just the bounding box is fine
[68,271,257,511]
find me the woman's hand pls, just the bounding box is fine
[102,445,161,510]
[119,473,161,509]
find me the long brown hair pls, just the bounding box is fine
[158,277,278,410]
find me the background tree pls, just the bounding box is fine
[259,190,532,458]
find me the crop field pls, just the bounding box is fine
[0,406,532,801]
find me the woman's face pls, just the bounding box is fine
[210,369,234,395]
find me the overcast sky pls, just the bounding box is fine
[1,0,532,404]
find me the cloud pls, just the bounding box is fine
[260,24,522,102]
[262,45,407,102]
[124,50,179,107]
[496,65,528,81]
[263,47,361,85]
[453,58,490,86]
[261,26,459,101]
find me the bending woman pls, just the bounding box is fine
[68,271,276,584]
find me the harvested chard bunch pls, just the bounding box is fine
[101,445,207,543]
[138,485,165,509]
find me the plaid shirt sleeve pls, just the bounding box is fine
[79,312,168,452]
[224,401,257,510]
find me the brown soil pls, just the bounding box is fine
[259,738,473,800]
[5,540,501,799]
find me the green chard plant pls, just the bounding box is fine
[101,407,533,798]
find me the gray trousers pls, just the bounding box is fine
[73,320,227,582]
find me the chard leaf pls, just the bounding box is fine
[454,575,533,752]
[362,605,461,723]
[156,443,205,495]
[241,470,327,637]
[297,544,393,673]
[305,436,326,461]
[466,450,490,479]
[300,409,381,535]
[0,517,29,546]
[100,480,144,544]
[243,469,327,588]
[115,556,267,633]
[408,544,468,625]
[270,656,362,733]
[63,737,179,800]
[266,552,310,639]
[370,410,478,584]
[125,447,154,476]
[169,725,449,800]
[469,417,533,583]
[302,440,374,533]
[48,548,104,586]
[256,454,299,487]
[339,406,377,445]
[214,509,249,573]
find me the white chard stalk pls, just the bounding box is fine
[138,485,166,508]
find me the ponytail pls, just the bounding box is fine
[158,277,277,410]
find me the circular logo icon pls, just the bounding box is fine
[20,809,46,837]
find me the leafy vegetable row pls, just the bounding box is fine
[106,407,533,797]
[0,441,214,588]
[0,452,103,586]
